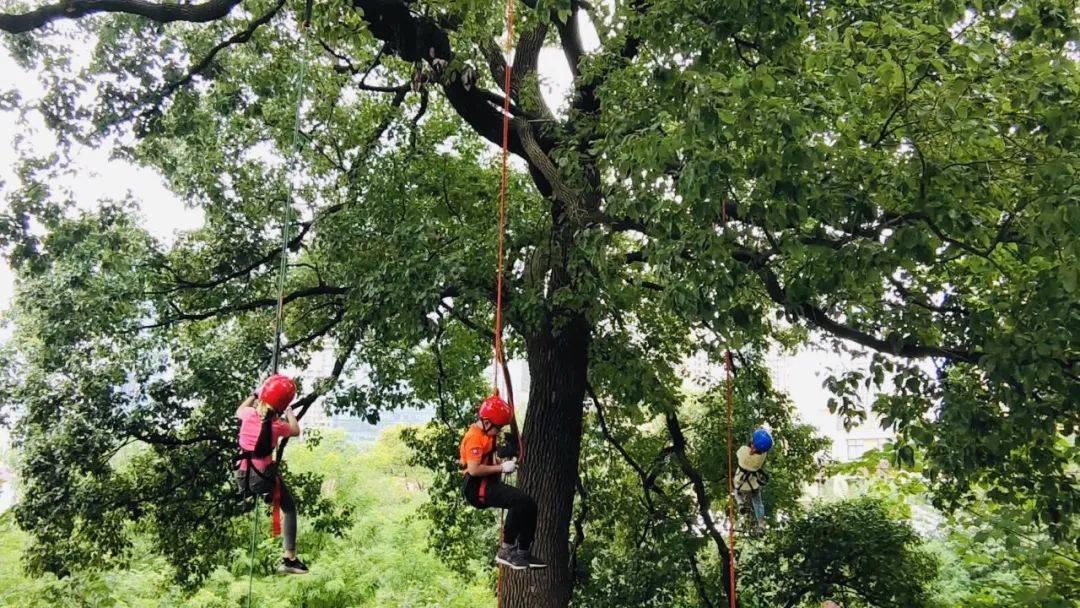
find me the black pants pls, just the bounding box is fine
[463,476,537,550]
[235,468,298,552]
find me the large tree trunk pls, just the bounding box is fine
[504,312,589,608]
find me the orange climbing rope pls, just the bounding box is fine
[724,350,737,608]
[492,0,515,391]
[493,0,517,605]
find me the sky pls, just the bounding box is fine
[0,41,204,314]
[0,14,892,458]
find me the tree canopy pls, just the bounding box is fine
[743,497,940,608]
[0,0,1077,606]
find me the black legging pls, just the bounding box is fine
[235,468,298,552]
[463,476,537,550]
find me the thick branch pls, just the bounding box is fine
[554,3,585,79]
[138,285,347,330]
[739,250,979,363]
[664,410,737,608]
[145,0,286,115]
[0,0,242,34]
[351,0,534,158]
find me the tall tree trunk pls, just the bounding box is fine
[503,312,589,608]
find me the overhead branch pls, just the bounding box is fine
[137,285,347,330]
[351,0,535,158]
[886,277,967,315]
[509,20,556,120]
[437,299,494,340]
[141,0,286,118]
[738,249,979,363]
[291,338,356,420]
[481,39,507,91]
[0,0,243,34]
[277,303,347,356]
[153,202,344,294]
[554,2,586,79]
[609,203,982,366]
[274,337,358,461]
[131,430,229,448]
[319,39,410,93]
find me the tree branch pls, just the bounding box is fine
[589,383,660,512]
[554,2,586,80]
[131,430,228,448]
[275,336,358,460]
[137,285,347,330]
[277,303,346,356]
[685,537,717,608]
[142,0,286,118]
[740,249,979,363]
[0,0,243,34]
[570,474,589,583]
[664,410,737,608]
[152,201,346,296]
[351,0,533,157]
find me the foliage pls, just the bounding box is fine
[0,0,1077,603]
[820,445,1080,608]
[566,362,827,607]
[931,503,1080,608]
[742,497,940,608]
[0,428,491,607]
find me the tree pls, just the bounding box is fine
[742,497,940,608]
[934,502,1080,608]
[0,0,1077,606]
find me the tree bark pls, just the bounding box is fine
[504,312,590,608]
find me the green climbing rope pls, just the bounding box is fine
[245,2,315,607]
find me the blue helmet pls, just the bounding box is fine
[752,428,773,452]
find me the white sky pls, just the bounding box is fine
[0,16,891,456]
[0,43,203,314]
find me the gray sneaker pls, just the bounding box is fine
[516,548,548,569]
[495,544,528,570]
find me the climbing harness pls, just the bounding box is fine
[243,1,315,606]
[724,350,737,608]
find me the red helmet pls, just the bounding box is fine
[258,374,296,412]
[479,393,513,426]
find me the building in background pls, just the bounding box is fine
[767,347,894,462]
[677,343,894,462]
[291,348,435,447]
[290,341,892,461]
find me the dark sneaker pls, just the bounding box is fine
[278,557,309,574]
[495,544,528,571]
[516,548,548,569]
